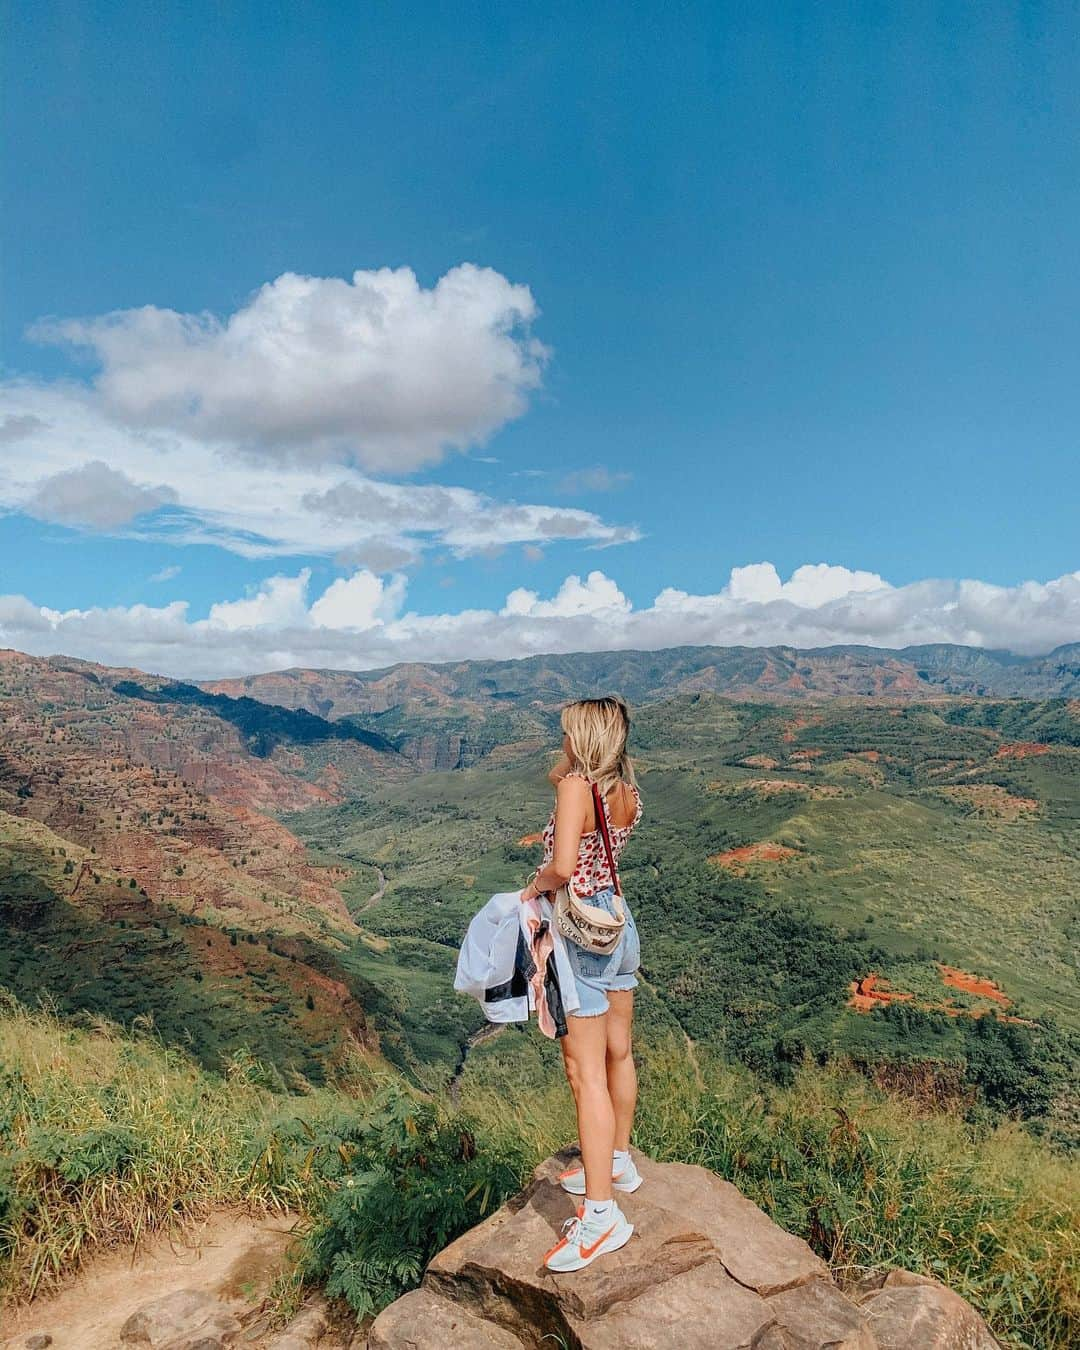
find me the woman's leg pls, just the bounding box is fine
[604,990,636,1152]
[560,1011,616,1201]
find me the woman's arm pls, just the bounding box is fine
[521,775,589,900]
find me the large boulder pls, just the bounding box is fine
[118,1288,241,1348]
[857,1271,1002,1349]
[367,1148,1003,1350]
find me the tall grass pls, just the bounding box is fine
[0,992,374,1302]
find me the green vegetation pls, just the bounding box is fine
[1,999,1075,1348]
[6,649,1080,1342]
[286,695,1080,1141]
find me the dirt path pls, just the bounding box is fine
[0,1210,301,1350]
[358,865,388,914]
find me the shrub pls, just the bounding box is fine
[291,1086,526,1320]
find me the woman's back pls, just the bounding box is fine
[541,774,642,897]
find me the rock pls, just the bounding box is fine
[561,1260,775,1349]
[119,1289,242,1348]
[24,1338,53,1350]
[263,1296,331,1349]
[421,1147,826,1347]
[370,1150,1003,1350]
[368,1288,526,1348]
[858,1271,1003,1349]
[766,1278,877,1349]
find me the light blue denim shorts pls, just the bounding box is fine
[564,886,640,1018]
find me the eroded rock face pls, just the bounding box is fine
[367,1149,1003,1350]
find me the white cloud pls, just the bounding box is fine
[703,561,887,607]
[308,570,407,631]
[207,571,313,630]
[30,265,547,472]
[0,383,636,562]
[503,570,630,618]
[27,460,179,528]
[2,562,1078,681]
[149,565,181,583]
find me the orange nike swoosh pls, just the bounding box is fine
[580,1222,617,1259]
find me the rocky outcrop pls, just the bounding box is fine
[368,1149,1002,1350]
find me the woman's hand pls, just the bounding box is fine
[520,872,543,903]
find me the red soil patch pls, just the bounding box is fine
[848,974,915,1012]
[517,831,544,847]
[938,964,1011,1006]
[848,966,1035,1026]
[789,748,824,761]
[995,741,1051,759]
[741,755,779,769]
[856,749,881,762]
[708,841,799,872]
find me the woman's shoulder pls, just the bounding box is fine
[555,770,591,796]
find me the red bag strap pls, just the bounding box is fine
[591,782,622,897]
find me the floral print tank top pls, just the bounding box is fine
[540,776,642,896]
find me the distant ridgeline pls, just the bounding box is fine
[201,639,1080,717]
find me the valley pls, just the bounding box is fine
[2,643,1078,1134]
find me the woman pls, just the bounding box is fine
[519,695,644,1273]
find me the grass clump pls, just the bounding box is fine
[0,992,306,1301]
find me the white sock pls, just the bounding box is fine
[613,1149,630,1172]
[584,1197,615,1223]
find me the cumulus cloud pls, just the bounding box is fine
[308,570,407,631]
[30,265,547,471]
[0,383,636,562]
[149,565,181,583]
[206,571,313,631]
[2,562,1078,681]
[26,460,178,528]
[503,570,630,618]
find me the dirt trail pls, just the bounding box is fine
[358,865,388,914]
[0,1210,300,1350]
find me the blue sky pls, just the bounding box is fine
[2,2,1079,676]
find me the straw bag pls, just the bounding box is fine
[553,782,626,955]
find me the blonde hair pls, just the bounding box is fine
[560,695,636,795]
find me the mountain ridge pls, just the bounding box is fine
[201,638,1080,716]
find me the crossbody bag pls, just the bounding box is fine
[553,781,627,956]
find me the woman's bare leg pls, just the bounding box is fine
[604,990,636,1152]
[560,1012,615,1201]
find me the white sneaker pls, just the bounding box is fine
[559,1155,643,1196]
[543,1203,634,1272]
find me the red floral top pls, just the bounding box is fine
[540,776,642,896]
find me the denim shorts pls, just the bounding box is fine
[563,887,640,1018]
